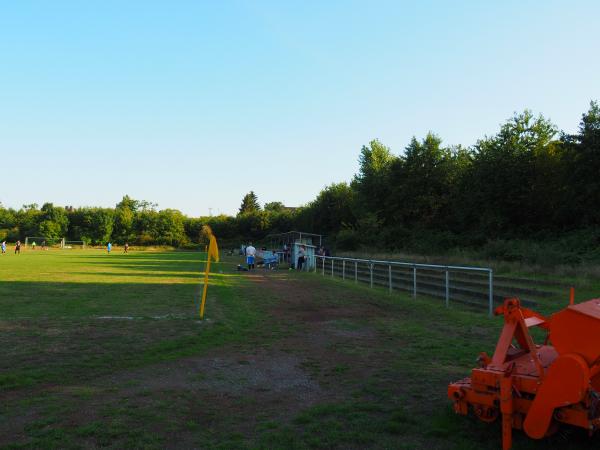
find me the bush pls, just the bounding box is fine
[335,228,360,250]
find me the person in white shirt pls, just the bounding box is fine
[246,243,256,270]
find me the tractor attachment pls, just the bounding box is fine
[448,296,600,449]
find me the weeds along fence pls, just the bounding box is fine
[314,256,494,316]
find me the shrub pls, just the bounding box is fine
[335,228,360,251]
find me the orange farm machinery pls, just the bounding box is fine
[448,295,600,449]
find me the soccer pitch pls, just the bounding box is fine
[1,249,598,449]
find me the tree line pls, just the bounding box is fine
[1,101,599,257]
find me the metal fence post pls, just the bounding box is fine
[413,266,417,298]
[308,256,493,315]
[445,269,449,308]
[489,270,494,317]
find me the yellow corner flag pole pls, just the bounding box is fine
[200,225,219,320]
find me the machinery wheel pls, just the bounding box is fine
[473,405,499,423]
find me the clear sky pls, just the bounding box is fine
[1,1,599,216]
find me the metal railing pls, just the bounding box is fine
[314,255,494,316]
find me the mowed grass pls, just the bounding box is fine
[0,249,598,449]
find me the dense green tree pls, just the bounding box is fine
[562,101,600,225]
[0,206,18,241]
[238,191,260,215]
[15,205,42,239]
[386,133,455,229]
[305,183,356,235]
[113,195,137,243]
[206,215,239,241]
[236,211,269,240]
[265,209,294,234]
[38,203,69,240]
[352,140,396,218]
[264,201,285,212]
[67,208,114,244]
[466,110,557,235]
[156,209,187,246]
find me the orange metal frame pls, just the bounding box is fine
[448,296,600,450]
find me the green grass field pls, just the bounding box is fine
[1,249,598,449]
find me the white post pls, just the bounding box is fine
[388,265,392,294]
[342,260,346,280]
[354,261,358,282]
[370,263,374,288]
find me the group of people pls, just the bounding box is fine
[237,242,332,272]
[0,240,131,254]
[28,240,48,251]
[317,246,331,257]
[0,240,50,255]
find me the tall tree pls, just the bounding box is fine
[562,101,600,225]
[386,133,460,230]
[352,139,396,218]
[467,110,557,235]
[113,195,137,243]
[305,183,356,234]
[238,191,260,215]
[38,203,69,240]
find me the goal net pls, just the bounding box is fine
[24,237,61,248]
[62,240,86,249]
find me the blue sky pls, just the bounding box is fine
[1,1,599,216]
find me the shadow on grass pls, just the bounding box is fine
[0,277,264,395]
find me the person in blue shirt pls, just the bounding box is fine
[107,242,112,254]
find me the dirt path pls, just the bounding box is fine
[104,270,394,424]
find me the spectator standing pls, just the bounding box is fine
[246,242,256,270]
[297,245,306,271]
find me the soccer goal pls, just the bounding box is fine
[24,236,59,248]
[62,240,86,249]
